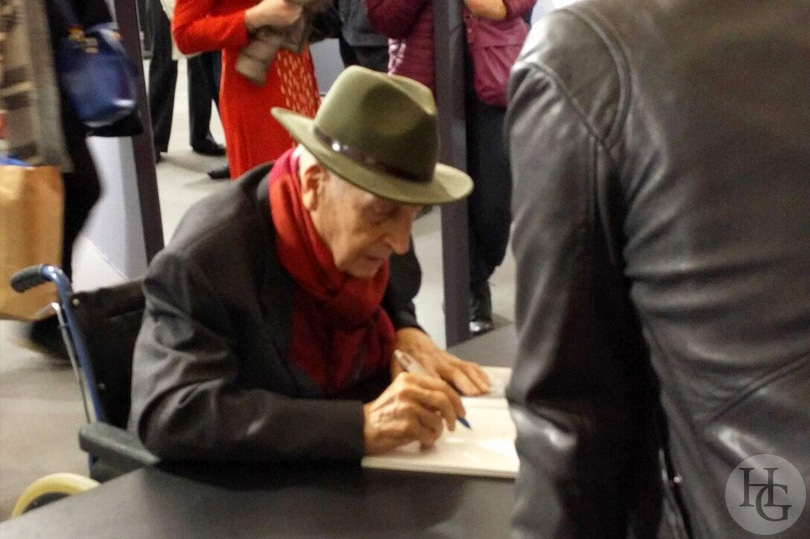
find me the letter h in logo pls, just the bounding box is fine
[740,467,792,522]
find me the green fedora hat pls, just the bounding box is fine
[271,66,473,205]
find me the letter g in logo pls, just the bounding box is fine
[726,454,806,535]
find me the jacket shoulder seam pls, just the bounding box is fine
[518,59,617,177]
[563,5,631,148]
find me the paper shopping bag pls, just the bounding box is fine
[0,164,63,320]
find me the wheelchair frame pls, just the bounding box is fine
[9,264,158,516]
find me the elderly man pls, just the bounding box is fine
[507,0,810,538]
[129,66,489,460]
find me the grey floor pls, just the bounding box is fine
[0,61,516,521]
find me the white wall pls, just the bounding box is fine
[78,0,151,279]
[310,39,344,94]
[83,137,148,279]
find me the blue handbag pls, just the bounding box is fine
[51,0,138,128]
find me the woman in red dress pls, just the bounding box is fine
[173,0,321,177]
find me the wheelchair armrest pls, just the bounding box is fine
[79,422,159,482]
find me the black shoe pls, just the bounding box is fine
[19,314,70,361]
[155,152,162,164]
[207,164,231,180]
[469,283,494,336]
[192,140,226,157]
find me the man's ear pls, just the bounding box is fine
[300,161,329,211]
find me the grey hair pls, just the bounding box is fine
[295,145,352,194]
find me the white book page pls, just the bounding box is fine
[479,366,512,399]
[361,395,518,479]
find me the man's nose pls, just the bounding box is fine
[386,213,414,255]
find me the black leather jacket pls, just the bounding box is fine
[506,1,810,537]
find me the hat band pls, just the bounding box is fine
[314,127,431,184]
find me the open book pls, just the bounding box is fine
[361,367,517,479]
[477,366,512,398]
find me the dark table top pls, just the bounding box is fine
[0,326,518,539]
[448,325,516,369]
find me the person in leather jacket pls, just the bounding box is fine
[506,0,810,537]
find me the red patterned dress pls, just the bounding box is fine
[173,0,320,177]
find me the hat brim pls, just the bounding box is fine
[272,108,473,205]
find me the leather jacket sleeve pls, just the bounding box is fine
[505,10,651,538]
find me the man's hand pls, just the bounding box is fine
[245,0,303,31]
[394,328,490,396]
[363,372,465,455]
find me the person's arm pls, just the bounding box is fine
[394,328,490,395]
[463,0,506,21]
[130,248,468,461]
[366,0,430,39]
[381,257,490,396]
[172,0,249,54]
[172,0,301,55]
[130,250,365,462]
[464,0,534,21]
[506,11,647,538]
[502,0,536,20]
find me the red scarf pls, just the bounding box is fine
[269,150,395,395]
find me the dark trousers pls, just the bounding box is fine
[59,100,101,280]
[147,0,221,152]
[187,52,222,144]
[338,37,389,73]
[464,55,512,290]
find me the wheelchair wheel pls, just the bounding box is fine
[11,473,99,517]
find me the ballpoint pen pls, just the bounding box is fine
[393,349,472,429]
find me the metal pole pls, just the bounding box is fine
[434,0,470,346]
[112,0,165,261]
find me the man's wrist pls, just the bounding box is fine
[390,309,421,332]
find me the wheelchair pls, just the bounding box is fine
[9,264,158,517]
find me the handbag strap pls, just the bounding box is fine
[49,0,82,30]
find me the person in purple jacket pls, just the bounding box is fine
[367,0,535,336]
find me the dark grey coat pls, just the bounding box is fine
[339,0,387,48]
[129,163,419,462]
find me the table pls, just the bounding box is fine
[448,325,517,368]
[0,326,518,539]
